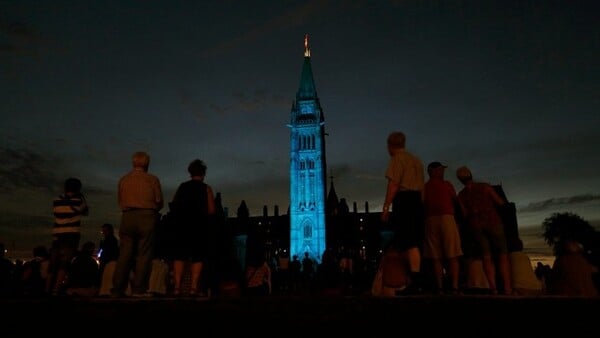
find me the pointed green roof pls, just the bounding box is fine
[296,34,318,100]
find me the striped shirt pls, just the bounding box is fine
[53,194,88,234]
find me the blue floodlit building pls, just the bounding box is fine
[287,35,327,263]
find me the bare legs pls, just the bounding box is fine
[496,253,512,294]
[432,257,461,292]
[173,260,204,296]
[407,247,421,273]
[482,254,497,292]
[483,254,512,294]
[447,257,460,291]
[189,262,203,295]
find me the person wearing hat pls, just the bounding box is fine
[456,166,512,295]
[381,131,425,295]
[423,161,463,294]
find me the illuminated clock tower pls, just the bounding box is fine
[288,34,327,262]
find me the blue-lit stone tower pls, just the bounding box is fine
[288,35,327,262]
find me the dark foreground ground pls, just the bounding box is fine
[4,294,599,336]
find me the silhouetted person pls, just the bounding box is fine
[380,131,425,294]
[47,177,89,295]
[423,161,463,294]
[535,262,552,291]
[316,248,342,296]
[548,240,598,297]
[289,255,301,292]
[0,243,16,297]
[98,223,119,277]
[302,252,315,290]
[169,159,216,297]
[456,166,511,295]
[277,250,290,292]
[112,151,163,297]
[21,245,50,297]
[67,241,99,296]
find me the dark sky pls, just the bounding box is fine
[1,0,599,251]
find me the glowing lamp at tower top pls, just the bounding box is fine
[304,34,311,58]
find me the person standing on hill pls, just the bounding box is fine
[112,151,163,297]
[456,166,511,295]
[47,177,89,295]
[380,131,425,295]
[423,161,463,294]
[169,159,216,297]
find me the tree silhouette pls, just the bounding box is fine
[542,212,595,253]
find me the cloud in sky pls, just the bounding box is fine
[519,194,600,213]
[0,146,62,193]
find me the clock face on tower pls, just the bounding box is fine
[300,103,311,114]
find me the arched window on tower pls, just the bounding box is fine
[311,135,315,149]
[304,225,312,239]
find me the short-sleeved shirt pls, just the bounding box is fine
[424,178,457,216]
[385,149,424,192]
[457,182,503,229]
[118,169,163,211]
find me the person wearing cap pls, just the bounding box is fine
[423,161,463,294]
[456,166,512,295]
[381,131,425,294]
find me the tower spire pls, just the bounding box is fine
[289,33,326,262]
[297,34,317,100]
[304,34,311,58]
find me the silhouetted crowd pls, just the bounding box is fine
[0,147,598,299]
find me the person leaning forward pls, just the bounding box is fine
[112,151,163,297]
